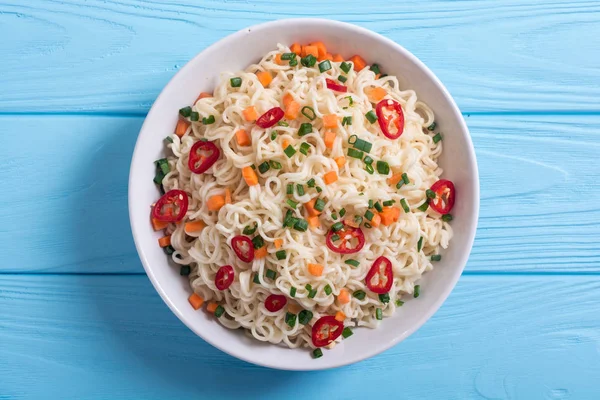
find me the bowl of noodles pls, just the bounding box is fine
[129,18,479,370]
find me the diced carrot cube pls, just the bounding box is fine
[175,119,190,138]
[158,235,171,247]
[256,71,273,87]
[189,293,204,310]
[322,114,338,129]
[243,106,258,122]
[236,129,251,146]
[323,171,338,185]
[348,55,367,71]
[308,263,324,276]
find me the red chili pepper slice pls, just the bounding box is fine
[264,294,287,312]
[376,99,405,139]
[325,78,348,93]
[429,179,456,214]
[188,140,220,174]
[256,107,284,129]
[365,256,393,294]
[215,265,234,290]
[151,189,188,222]
[231,235,254,263]
[312,316,344,347]
[326,223,365,254]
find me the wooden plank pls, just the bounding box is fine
[1,114,598,273]
[1,0,599,113]
[0,274,598,398]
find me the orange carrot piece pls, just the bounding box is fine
[310,41,328,59]
[254,246,268,259]
[185,220,206,233]
[189,293,204,310]
[236,129,251,146]
[274,239,283,249]
[335,311,346,322]
[243,106,258,122]
[151,217,169,231]
[256,71,273,87]
[290,43,302,55]
[275,54,284,65]
[207,195,226,211]
[349,55,367,71]
[322,114,338,129]
[158,235,171,247]
[225,188,232,204]
[304,198,322,217]
[284,100,300,120]
[303,45,318,58]
[337,289,350,304]
[332,54,344,62]
[175,119,190,138]
[282,139,290,149]
[195,92,212,102]
[388,173,403,186]
[282,93,294,107]
[308,263,324,276]
[379,208,397,226]
[323,171,338,185]
[206,302,218,313]
[323,130,336,149]
[370,213,382,227]
[307,215,320,228]
[366,86,387,102]
[322,53,333,61]
[375,73,381,79]
[334,156,346,169]
[242,166,259,186]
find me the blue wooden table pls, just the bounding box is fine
[2,1,599,399]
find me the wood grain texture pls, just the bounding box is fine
[1,114,598,274]
[1,0,599,113]
[1,274,599,399]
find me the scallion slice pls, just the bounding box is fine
[374,201,383,212]
[376,161,390,175]
[368,199,374,209]
[190,112,199,122]
[214,305,225,318]
[417,202,429,212]
[364,210,374,221]
[339,208,346,217]
[431,254,442,262]
[376,308,383,320]
[347,148,364,159]
[300,54,317,67]
[378,293,390,303]
[299,310,313,325]
[364,156,374,165]
[286,199,299,209]
[402,173,410,184]
[299,142,310,155]
[345,259,360,267]
[286,184,293,195]
[281,52,295,60]
[179,106,192,117]
[400,198,410,213]
[396,299,404,307]
[353,290,366,300]
[340,61,351,73]
[316,186,323,193]
[284,145,296,158]
[252,235,265,249]
[242,223,258,235]
[290,286,297,297]
[296,184,305,196]
[382,200,394,207]
[276,250,287,260]
[312,348,323,359]
[442,214,453,222]
[338,74,348,83]
[365,110,378,123]
[426,189,436,199]
[266,269,277,280]
[353,138,373,153]
[253,273,261,284]
[370,63,381,75]
[365,164,374,174]
[307,178,316,188]
[318,60,332,73]
[301,106,316,121]
[269,160,282,170]
[298,123,312,136]
[433,133,442,143]
[293,219,308,232]
[324,284,332,295]
[314,198,326,212]
[427,121,436,131]
[285,312,297,327]
[414,285,421,298]
[308,289,317,299]
[342,327,353,338]
[202,115,215,125]
[331,222,344,232]
[417,236,423,252]
[342,116,352,126]
[258,161,270,174]
[180,265,191,276]
[230,77,242,87]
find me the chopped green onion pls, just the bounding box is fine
[346,96,354,106]
[395,299,404,307]
[284,145,296,158]
[285,312,297,327]
[427,121,436,131]
[364,222,372,228]
[305,284,312,291]
[214,305,225,318]
[278,120,289,127]
[276,250,287,260]
[353,290,366,300]
[296,184,305,196]
[180,265,191,276]
[417,236,423,252]
[402,173,410,184]
[301,54,317,67]
[286,184,293,195]
[376,161,390,175]
[179,106,192,117]
[202,115,215,125]
[365,110,378,123]
[433,133,442,143]
[190,112,200,122]
[199,138,208,142]
[316,186,323,193]
[324,284,332,295]
[251,164,256,169]
[252,235,265,249]
[301,106,316,121]
[331,222,344,232]
[286,199,299,209]
[258,161,270,174]
[318,60,332,73]
[354,215,363,225]
[442,214,453,222]
[230,77,242,87]
[345,259,360,267]
[314,198,326,212]
[269,160,282,170]
[299,142,311,155]
[370,64,381,75]
[431,254,442,262]
[401,198,410,213]
[299,310,313,325]
[164,245,175,255]
[338,75,348,83]
[331,212,338,220]
[348,134,358,145]
[270,132,278,141]
[340,62,351,73]
[378,293,390,303]
[298,123,313,136]
[376,308,383,320]
[157,159,170,175]
[312,348,323,359]
[307,178,316,187]
[342,327,353,339]
[339,208,346,217]
[374,201,383,212]
[290,286,297,297]
[383,200,394,207]
[426,189,436,199]
[253,273,261,284]
[414,285,421,298]
[308,289,317,299]
[347,148,364,159]
[266,269,276,280]
[281,52,296,60]
[330,234,340,242]
[368,199,374,209]
[289,57,298,67]
[364,156,374,165]
[342,116,352,126]
[417,202,429,212]
[294,219,308,232]
[242,223,258,235]
[164,136,174,144]
[365,164,374,174]
[353,138,373,153]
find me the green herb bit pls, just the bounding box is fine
[230,77,242,87]
[242,223,258,235]
[417,236,423,252]
[284,145,296,158]
[414,285,421,298]
[324,284,332,295]
[431,254,442,262]
[290,286,297,297]
[376,308,383,320]
[442,214,453,222]
[353,290,366,300]
[426,189,436,199]
[427,121,436,131]
[400,198,410,213]
[299,310,313,325]
[318,60,332,73]
[285,312,297,327]
[202,115,215,125]
[266,269,277,280]
[340,62,351,73]
[312,348,323,359]
[301,106,316,121]
[365,110,378,123]
[214,305,225,318]
[417,202,429,212]
[345,259,360,267]
[342,327,353,339]
[433,133,442,143]
[378,293,390,303]
[179,106,192,117]
[276,250,287,260]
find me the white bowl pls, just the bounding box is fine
[129,18,479,370]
